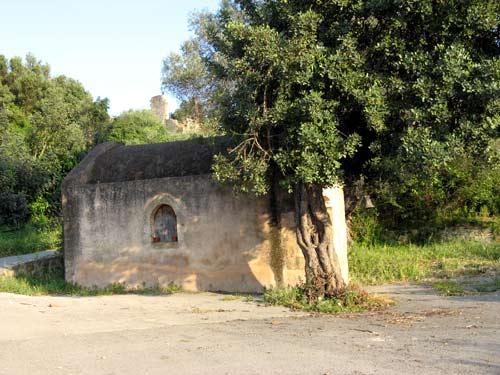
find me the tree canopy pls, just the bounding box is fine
[199,0,499,193]
[0,54,109,225]
[183,0,499,298]
[161,38,213,124]
[99,109,170,145]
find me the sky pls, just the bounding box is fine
[0,0,220,115]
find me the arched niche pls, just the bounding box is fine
[151,204,178,243]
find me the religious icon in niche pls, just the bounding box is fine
[152,205,178,243]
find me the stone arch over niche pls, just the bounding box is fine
[151,204,178,243]
[143,193,186,246]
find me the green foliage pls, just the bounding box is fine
[162,39,210,102]
[0,155,51,226]
[0,222,61,258]
[0,54,110,224]
[29,196,51,226]
[432,280,467,296]
[162,39,213,124]
[213,152,270,194]
[99,110,170,145]
[0,267,182,296]
[0,193,29,227]
[349,240,500,285]
[171,98,197,122]
[433,278,500,295]
[263,284,392,313]
[349,209,385,246]
[372,132,500,227]
[183,0,499,225]
[263,286,304,309]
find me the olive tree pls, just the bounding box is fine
[161,39,213,123]
[190,0,499,300]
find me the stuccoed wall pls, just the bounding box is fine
[323,187,349,283]
[63,175,348,293]
[63,175,310,292]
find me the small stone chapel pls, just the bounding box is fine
[62,137,348,292]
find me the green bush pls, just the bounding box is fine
[99,109,170,145]
[0,155,53,226]
[370,140,500,231]
[0,54,110,225]
[29,196,51,226]
[263,284,391,314]
[350,209,386,245]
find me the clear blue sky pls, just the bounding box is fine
[0,0,220,115]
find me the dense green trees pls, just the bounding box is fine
[0,54,109,225]
[0,55,184,226]
[180,0,500,298]
[99,109,170,145]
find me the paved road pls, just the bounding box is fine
[0,285,498,374]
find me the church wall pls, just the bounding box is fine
[63,174,308,292]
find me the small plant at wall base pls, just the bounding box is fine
[0,267,182,296]
[263,284,393,314]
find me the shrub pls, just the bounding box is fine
[263,284,392,314]
[0,192,29,227]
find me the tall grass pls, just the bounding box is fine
[0,223,61,258]
[349,240,500,285]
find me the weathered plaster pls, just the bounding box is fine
[63,141,349,293]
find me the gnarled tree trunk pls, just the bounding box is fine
[294,182,346,301]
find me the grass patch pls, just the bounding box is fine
[0,268,181,296]
[349,240,500,285]
[263,285,393,314]
[220,294,254,302]
[433,278,500,295]
[432,281,467,296]
[0,223,61,258]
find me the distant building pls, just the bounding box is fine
[150,94,202,134]
[150,95,170,123]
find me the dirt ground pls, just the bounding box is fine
[0,284,498,375]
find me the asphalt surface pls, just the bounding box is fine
[0,284,498,374]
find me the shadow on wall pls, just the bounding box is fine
[68,174,305,293]
[75,208,298,293]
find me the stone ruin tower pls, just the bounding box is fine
[150,94,201,134]
[150,95,170,124]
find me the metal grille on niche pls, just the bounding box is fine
[152,205,178,243]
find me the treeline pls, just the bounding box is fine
[0,55,110,225]
[0,55,176,226]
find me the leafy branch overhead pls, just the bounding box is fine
[183,1,499,218]
[180,0,500,299]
